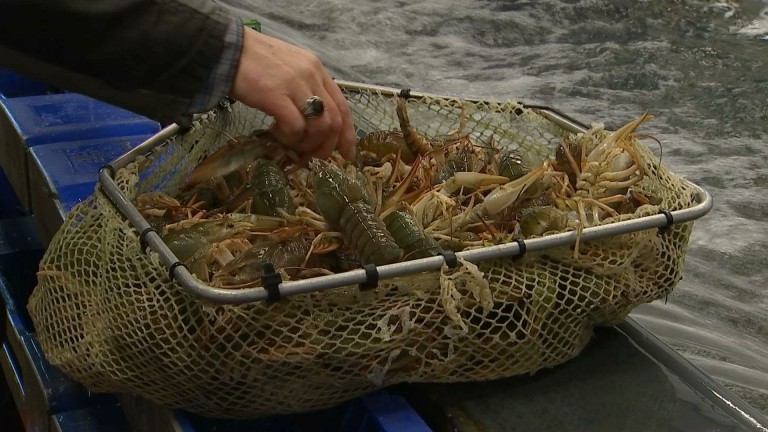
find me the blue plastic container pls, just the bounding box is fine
[0,216,43,332]
[0,215,114,432]
[50,404,132,432]
[0,67,58,99]
[339,391,432,432]
[1,93,159,146]
[57,183,99,214]
[29,135,150,189]
[0,168,28,220]
[27,134,153,245]
[172,390,431,432]
[0,93,160,209]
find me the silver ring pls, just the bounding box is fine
[301,96,325,118]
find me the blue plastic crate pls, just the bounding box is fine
[0,217,44,333]
[50,404,132,432]
[339,391,431,432]
[29,135,150,190]
[0,216,113,432]
[58,183,98,214]
[0,93,160,209]
[1,93,159,146]
[0,67,58,99]
[0,331,106,432]
[27,134,152,245]
[0,168,29,220]
[171,390,431,432]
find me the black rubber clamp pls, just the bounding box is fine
[175,113,194,132]
[513,238,527,260]
[168,261,186,281]
[262,263,282,302]
[100,164,116,178]
[359,264,379,291]
[139,227,156,253]
[399,88,412,98]
[438,249,459,268]
[658,209,674,233]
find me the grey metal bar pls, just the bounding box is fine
[98,168,270,303]
[335,79,592,134]
[335,78,522,107]
[107,124,182,172]
[100,160,712,305]
[335,79,602,144]
[528,106,590,133]
[98,80,714,305]
[619,318,768,432]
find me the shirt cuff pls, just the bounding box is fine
[186,15,244,115]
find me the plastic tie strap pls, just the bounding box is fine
[513,238,527,260]
[175,113,194,132]
[658,208,674,233]
[399,88,412,98]
[139,227,156,253]
[168,261,187,281]
[262,263,282,302]
[359,264,379,291]
[438,249,459,268]
[100,164,116,178]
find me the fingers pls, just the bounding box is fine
[269,86,343,160]
[270,82,355,162]
[323,77,357,160]
[266,95,307,148]
[229,28,357,162]
[298,86,343,159]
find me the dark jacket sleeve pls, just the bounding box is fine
[0,0,238,124]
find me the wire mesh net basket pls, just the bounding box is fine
[27,81,710,418]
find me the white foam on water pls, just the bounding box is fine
[735,5,768,37]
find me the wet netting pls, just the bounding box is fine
[28,83,698,418]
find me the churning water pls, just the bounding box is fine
[221,0,768,414]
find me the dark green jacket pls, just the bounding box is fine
[0,0,235,124]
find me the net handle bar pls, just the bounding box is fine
[98,80,714,305]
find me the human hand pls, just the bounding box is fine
[229,27,357,161]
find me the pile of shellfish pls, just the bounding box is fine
[134,98,656,289]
